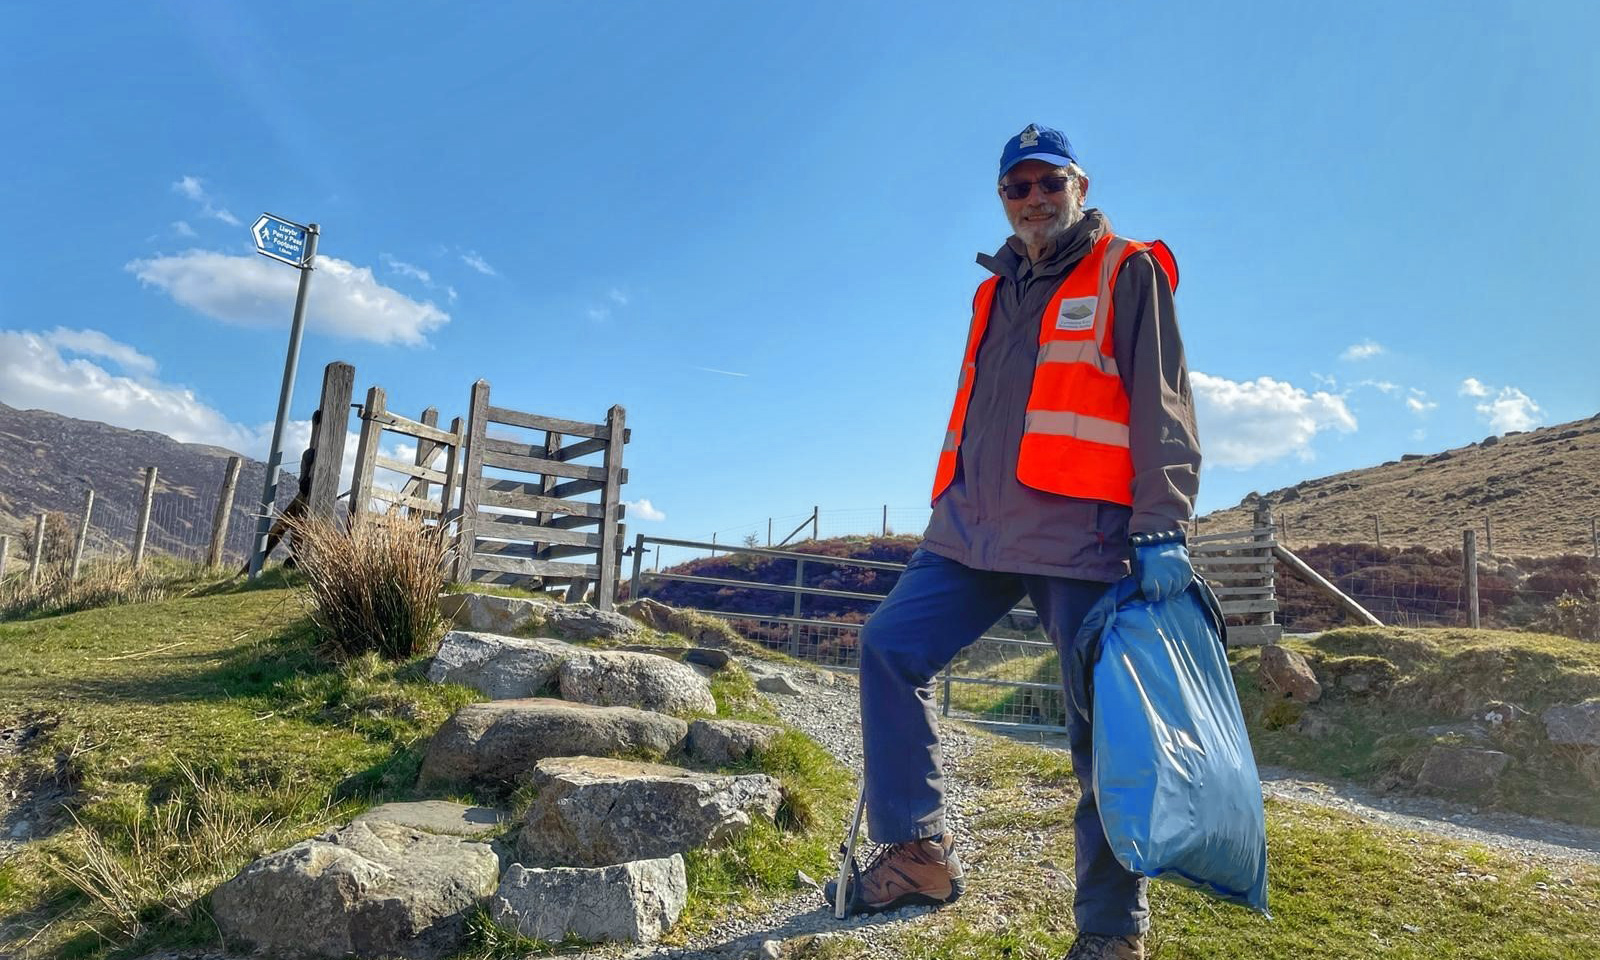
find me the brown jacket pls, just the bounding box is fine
[920,209,1201,582]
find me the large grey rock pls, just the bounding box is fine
[427,631,579,699]
[1259,645,1322,704]
[491,856,685,944]
[618,598,744,646]
[418,699,688,794]
[211,819,500,960]
[616,643,733,670]
[353,801,506,840]
[558,651,717,716]
[1416,746,1511,793]
[516,756,783,867]
[441,593,547,634]
[543,604,643,641]
[685,718,782,766]
[1543,701,1600,746]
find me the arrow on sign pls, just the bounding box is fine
[252,213,311,268]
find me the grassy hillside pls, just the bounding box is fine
[1200,413,1600,555]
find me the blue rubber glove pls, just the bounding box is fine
[1134,541,1194,602]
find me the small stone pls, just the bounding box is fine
[756,674,804,696]
[1259,645,1321,704]
[796,869,819,889]
[1402,924,1422,934]
[760,940,781,960]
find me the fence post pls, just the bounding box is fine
[790,558,805,656]
[767,518,772,547]
[454,380,490,582]
[132,466,158,569]
[0,535,8,584]
[347,386,386,524]
[412,407,439,513]
[1253,500,1275,630]
[208,456,243,569]
[70,487,94,581]
[710,533,717,557]
[595,404,627,611]
[1484,515,1493,554]
[308,361,355,520]
[811,505,819,541]
[1463,529,1480,628]
[29,513,44,586]
[882,504,888,537]
[630,532,646,601]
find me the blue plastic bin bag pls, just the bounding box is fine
[1069,576,1270,914]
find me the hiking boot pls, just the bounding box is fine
[823,834,965,916]
[1062,933,1145,960]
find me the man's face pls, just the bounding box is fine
[999,159,1084,249]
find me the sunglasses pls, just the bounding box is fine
[999,176,1072,201]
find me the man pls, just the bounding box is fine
[825,124,1201,960]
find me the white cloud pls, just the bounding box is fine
[1340,340,1385,361]
[0,328,265,453]
[607,289,629,306]
[1405,389,1437,414]
[1190,372,1357,468]
[1476,386,1543,434]
[381,254,432,285]
[1357,379,1399,395]
[171,175,240,226]
[446,286,458,304]
[694,366,749,378]
[460,250,497,276]
[587,306,611,322]
[625,498,667,521]
[1310,372,1339,389]
[172,220,198,238]
[126,250,449,346]
[1459,377,1489,398]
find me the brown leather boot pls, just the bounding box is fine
[823,834,966,916]
[1063,933,1145,960]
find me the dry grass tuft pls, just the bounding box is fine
[0,559,202,621]
[284,511,453,660]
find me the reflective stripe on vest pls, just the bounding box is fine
[930,233,1177,506]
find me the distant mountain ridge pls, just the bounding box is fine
[1200,413,1600,556]
[0,403,295,562]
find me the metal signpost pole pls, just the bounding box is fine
[247,215,319,579]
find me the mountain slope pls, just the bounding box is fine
[1200,413,1600,556]
[0,403,295,562]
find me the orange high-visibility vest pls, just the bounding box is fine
[931,234,1178,506]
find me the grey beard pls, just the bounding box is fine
[1014,201,1083,249]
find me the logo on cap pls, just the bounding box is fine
[1019,126,1040,148]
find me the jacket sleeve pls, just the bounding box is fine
[1111,251,1202,534]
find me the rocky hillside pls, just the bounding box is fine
[1200,413,1600,556]
[0,403,293,561]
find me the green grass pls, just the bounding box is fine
[790,730,1600,960]
[0,586,855,959]
[0,582,476,958]
[1234,626,1600,827]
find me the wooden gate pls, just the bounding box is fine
[454,379,630,609]
[1191,501,1281,646]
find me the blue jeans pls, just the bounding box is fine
[858,547,1150,937]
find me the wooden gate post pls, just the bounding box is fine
[70,487,94,581]
[347,386,387,524]
[454,380,491,582]
[208,457,243,569]
[594,404,627,610]
[0,535,9,584]
[28,513,44,585]
[132,466,158,569]
[309,362,355,520]
[1463,529,1480,628]
[1253,500,1276,631]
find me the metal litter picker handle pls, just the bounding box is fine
[833,781,867,919]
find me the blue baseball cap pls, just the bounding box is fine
[998,123,1078,180]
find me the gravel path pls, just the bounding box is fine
[605,654,1600,959]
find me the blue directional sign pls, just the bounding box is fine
[252,213,311,267]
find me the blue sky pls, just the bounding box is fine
[2,2,1597,548]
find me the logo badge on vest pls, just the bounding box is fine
[1019,125,1040,148]
[1055,297,1096,332]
